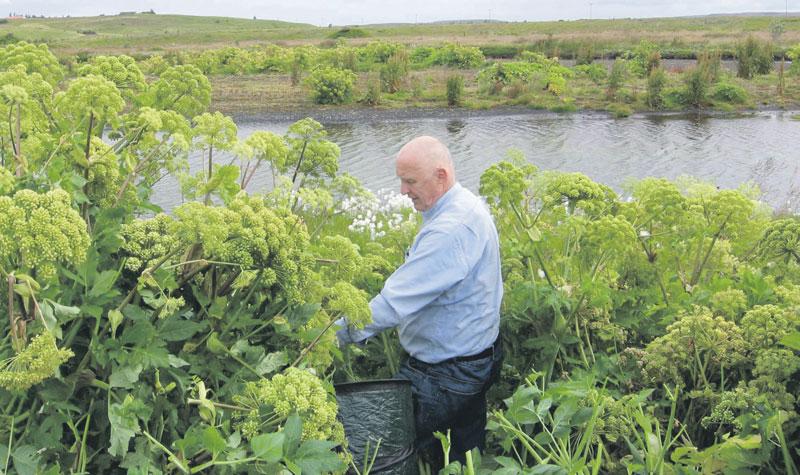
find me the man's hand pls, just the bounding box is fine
[334,317,352,348]
[334,317,366,347]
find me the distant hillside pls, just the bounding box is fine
[704,11,800,17]
[2,12,799,57]
[0,13,318,54]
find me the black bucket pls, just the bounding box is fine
[335,379,418,475]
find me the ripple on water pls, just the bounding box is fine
[150,111,800,214]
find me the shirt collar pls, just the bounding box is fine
[422,183,461,223]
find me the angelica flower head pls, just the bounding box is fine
[233,367,345,443]
[327,281,371,329]
[0,189,89,280]
[0,332,74,392]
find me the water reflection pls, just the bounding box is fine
[446,119,466,135]
[151,111,800,214]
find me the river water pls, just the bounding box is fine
[152,110,800,214]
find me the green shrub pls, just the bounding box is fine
[663,87,686,108]
[479,44,520,59]
[711,82,748,104]
[787,43,800,75]
[479,62,539,87]
[361,40,404,64]
[682,67,709,107]
[410,75,425,98]
[379,50,409,93]
[697,49,722,83]
[628,40,661,77]
[546,72,567,96]
[647,67,667,109]
[505,79,529,99]
[737,36,774,79]
[305,66,357,104]
[410,46,435,65]
[319,45,358,71]
[362,75,381,105]
[606,58,628,100]
[479,53,571,92]
[446,74,464,106]
[574,63,607,83]
[575,42,595,65]
[431,44,485,68]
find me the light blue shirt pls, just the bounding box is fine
[339,183,502,364]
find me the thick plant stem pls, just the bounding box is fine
[690,212,731,287]
[203,145,214,205]
[14,104,21,177]
[290,140,308,185]
[186,398,248,412]
[6,273,14,333]
[291,317,339,367]
[190,457,259,473]
[142,430,189,474]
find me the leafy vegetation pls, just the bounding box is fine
[305,66,357,104]
[0,40,798,474]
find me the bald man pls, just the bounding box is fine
[338,136,503,469]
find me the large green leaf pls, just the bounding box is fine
[282,413,303,458]
[251,432,285,463]
[109,363,143,388]
[158,317,207,342]
[89,269,120,297]
[202,426,227,458]
[11,445,41,475]
[255,351,288,376]
[292,440,344,475]
[108,396,151,457]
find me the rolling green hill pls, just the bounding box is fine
[2,12,800,56]
[0,13,319,54]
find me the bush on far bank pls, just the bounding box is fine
[305,66,357,104]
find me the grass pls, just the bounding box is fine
[1,14,320,55]
[5,13,800,57]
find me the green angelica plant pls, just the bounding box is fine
[0,41,63,86]
[238,130,287,188]
[488,371,605,473]
[77,54,146,100]
[182,111,238,203]
[0,189,90,281]
[146,64,212,117]
[305,66,357,104]
[0,332,73,391]
[234,367,346,442]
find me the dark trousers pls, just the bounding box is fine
[394,340,503,470]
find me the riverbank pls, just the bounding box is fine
[230,106,800,123]
[211,68,800,117]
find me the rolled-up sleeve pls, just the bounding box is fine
[344,229,470,343]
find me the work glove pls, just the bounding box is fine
[334,317,366,347]
[334,317,352,348]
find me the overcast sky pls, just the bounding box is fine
[6,0,798,26]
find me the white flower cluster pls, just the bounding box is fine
[339,188,414,239]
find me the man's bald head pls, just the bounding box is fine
[395,136,456,212]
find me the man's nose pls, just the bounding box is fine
[400,183,409,195]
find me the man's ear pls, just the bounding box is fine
[435,167,447,181]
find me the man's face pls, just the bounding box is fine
[396,156,442,212]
